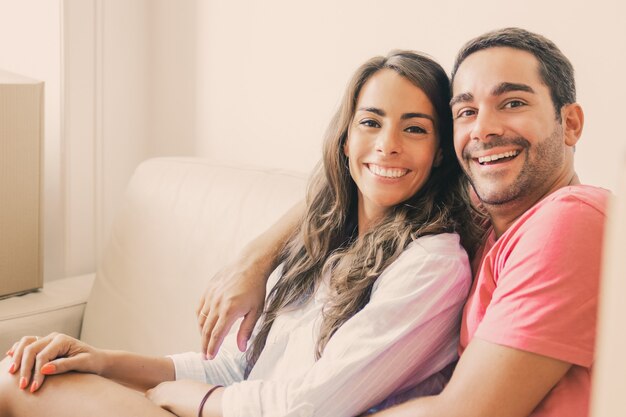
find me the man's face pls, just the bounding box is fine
[450,47,568,207]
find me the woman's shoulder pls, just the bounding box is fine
[403,232,467,260]
[373,233,471,294]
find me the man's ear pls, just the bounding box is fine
[433,148,443,168]
[561,103,584,147]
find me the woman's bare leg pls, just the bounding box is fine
[0,356,174,417]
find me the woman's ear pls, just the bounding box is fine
[433,148,443,168]
[561,103,584,147]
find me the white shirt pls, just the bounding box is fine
[170,233,471,417]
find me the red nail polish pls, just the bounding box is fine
[8,363,16,374]
[5,350,13,357]
[19,377,28,390]
[30,381,38,393]
[41,363,56,375]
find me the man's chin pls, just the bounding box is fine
[473,187,521,206]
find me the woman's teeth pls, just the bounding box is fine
[367,164,409,178]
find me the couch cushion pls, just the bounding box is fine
[80,158,306,356]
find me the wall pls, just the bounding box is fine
[195,0,626,191]
[62,0,197,276]
[0,0,64,281]
[3,0,623,280]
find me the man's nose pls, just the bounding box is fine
[470,108,505,142]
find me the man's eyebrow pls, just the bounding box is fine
[449,93,473,108]
[450,83,535,108]
[357,107,434,122]
[491,82,535,96]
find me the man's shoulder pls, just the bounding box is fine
[540,184,610,215]
[494,185,609,252]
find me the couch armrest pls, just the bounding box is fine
[0,274,95,352]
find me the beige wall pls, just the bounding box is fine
[0,0,64,282]
[62,0,197,276]
[8,0,623,281]
[195,0,626,191]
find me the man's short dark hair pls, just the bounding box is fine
[451,27,576,121]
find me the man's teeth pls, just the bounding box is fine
[478,150,520,164]
[368,164,408,178]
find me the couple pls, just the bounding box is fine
[0,27,607,417]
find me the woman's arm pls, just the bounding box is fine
[99,350,175,391]
[220,234,472,417]
[197,201,305,358]
[7,333,175,393]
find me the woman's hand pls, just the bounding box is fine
[146,380,224,417]
[196,261,267,359]
[196,200,305,359]
[5,332,103,393]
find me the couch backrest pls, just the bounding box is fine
[80,158,306,355]
[591,154,626,417]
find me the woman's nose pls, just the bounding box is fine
[375,127,402,155]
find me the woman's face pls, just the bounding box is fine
[344,68,442,231]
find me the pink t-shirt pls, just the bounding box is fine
[460,185,609,417]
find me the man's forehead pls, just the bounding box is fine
[452,47,543,95]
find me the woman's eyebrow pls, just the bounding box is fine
[357,107,385,116]
[357,107,434,122]
[401,112,434,122]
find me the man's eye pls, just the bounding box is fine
[504,100,526,109]
[405,126,426,134]
[455,109,476,118]
[360,119,380,128]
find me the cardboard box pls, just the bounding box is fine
[0,70,43,298]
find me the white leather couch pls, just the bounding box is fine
[0,158,305,356]
[0,156,623,416]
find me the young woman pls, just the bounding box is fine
[0,51,482,417]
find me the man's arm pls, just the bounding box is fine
[374,338,570,417]
[197,201,305,358]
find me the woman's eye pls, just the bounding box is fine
[405,126,426,134]
[504,100,526,109]
[360,119,380,128]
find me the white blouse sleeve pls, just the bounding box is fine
[221,233,471,417]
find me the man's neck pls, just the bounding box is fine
[486,172,581,239]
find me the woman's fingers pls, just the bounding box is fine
[196,290,211,330]
[201,308,220,358]
[9,335,41,375]
[6,333,90,393]
[197,261,268,358]
[237,308,262,352]
[27,335,76,392]
[6,342,17,357]
[206,312,240,359]
[15,335,52,390]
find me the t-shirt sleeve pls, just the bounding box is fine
[475,195,606,367]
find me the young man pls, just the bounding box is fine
[368,27,607,417]
[197,28,608,417]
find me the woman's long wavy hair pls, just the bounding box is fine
[245,51,485,377]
